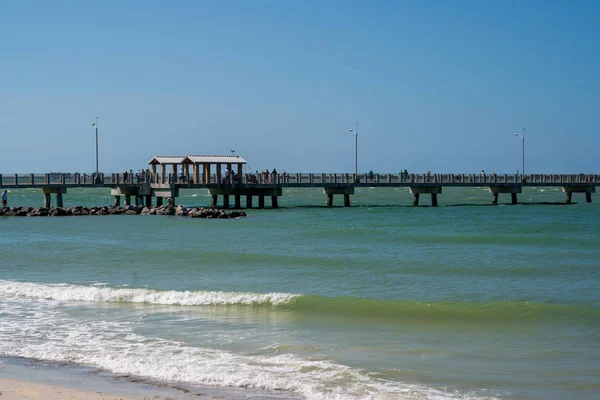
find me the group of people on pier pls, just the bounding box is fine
[123,169,152,184]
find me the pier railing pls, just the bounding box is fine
[0,173,598,187]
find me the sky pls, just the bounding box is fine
[1,0,599,174]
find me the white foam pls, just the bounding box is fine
[0,280,296,306]
[0,283,500,400]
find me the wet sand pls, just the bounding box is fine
[0,357,300,400]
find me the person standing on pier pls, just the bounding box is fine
[2,190,7,207]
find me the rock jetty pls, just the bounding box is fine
[0,205,247,219]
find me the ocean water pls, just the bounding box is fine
[0,186,599,400]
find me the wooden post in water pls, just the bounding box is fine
[511,193,518,205]
[413,193,420,206]
[586,192,592,203]
[271,196,279,208]
[211,195,218,208]
[246,195,253,208]
[258,195,265,209]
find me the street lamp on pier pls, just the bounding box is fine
[514,128,525,183]
[92,117,99,183]
[348,122,359,178]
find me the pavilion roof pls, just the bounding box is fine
[148,156,187,165]
[185,154,247,164]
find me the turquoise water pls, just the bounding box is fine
[1,187,599,399]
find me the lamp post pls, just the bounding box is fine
[92,117,99,182]
[514,128,525,183]
[348,122,358,178]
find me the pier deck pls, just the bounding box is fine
[1,172,598,208]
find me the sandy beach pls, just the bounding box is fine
[0,378,141,400]
[0,358,240,400]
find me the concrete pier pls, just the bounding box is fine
[209,187,282,209]
[489,186,522,205]
[2,171,599,210]
[323,186,354,207]
[410,186,442,206]
[563,185,595,204]
[42,187,66,208]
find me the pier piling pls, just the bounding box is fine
[223,195,230,209]
[413,193,419,206]
[344,194,351,207]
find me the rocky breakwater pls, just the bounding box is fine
[0,205,247,219]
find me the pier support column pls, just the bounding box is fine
[410,186,441,207]
[323,186,354,208]
[344,194,351,207]
[42,187,67,208]
[208,187,282,210]
[156,197,163,207]
[124,194,131,206]
[145,195,152,207]
[489,186,522,206]
[413,193,420,206]
[211,195,218,208]
[562,185,595,204]
[326,194,333,207]
[114,196,121,207]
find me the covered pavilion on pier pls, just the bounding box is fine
[148,154,247,184]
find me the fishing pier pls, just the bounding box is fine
[0,154,598,208]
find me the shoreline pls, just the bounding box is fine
[0,357,300,400]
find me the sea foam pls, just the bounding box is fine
[0,280,296,306]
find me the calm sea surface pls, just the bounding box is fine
[0,187,599,399]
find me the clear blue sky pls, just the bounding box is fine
[1,0,598,174]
